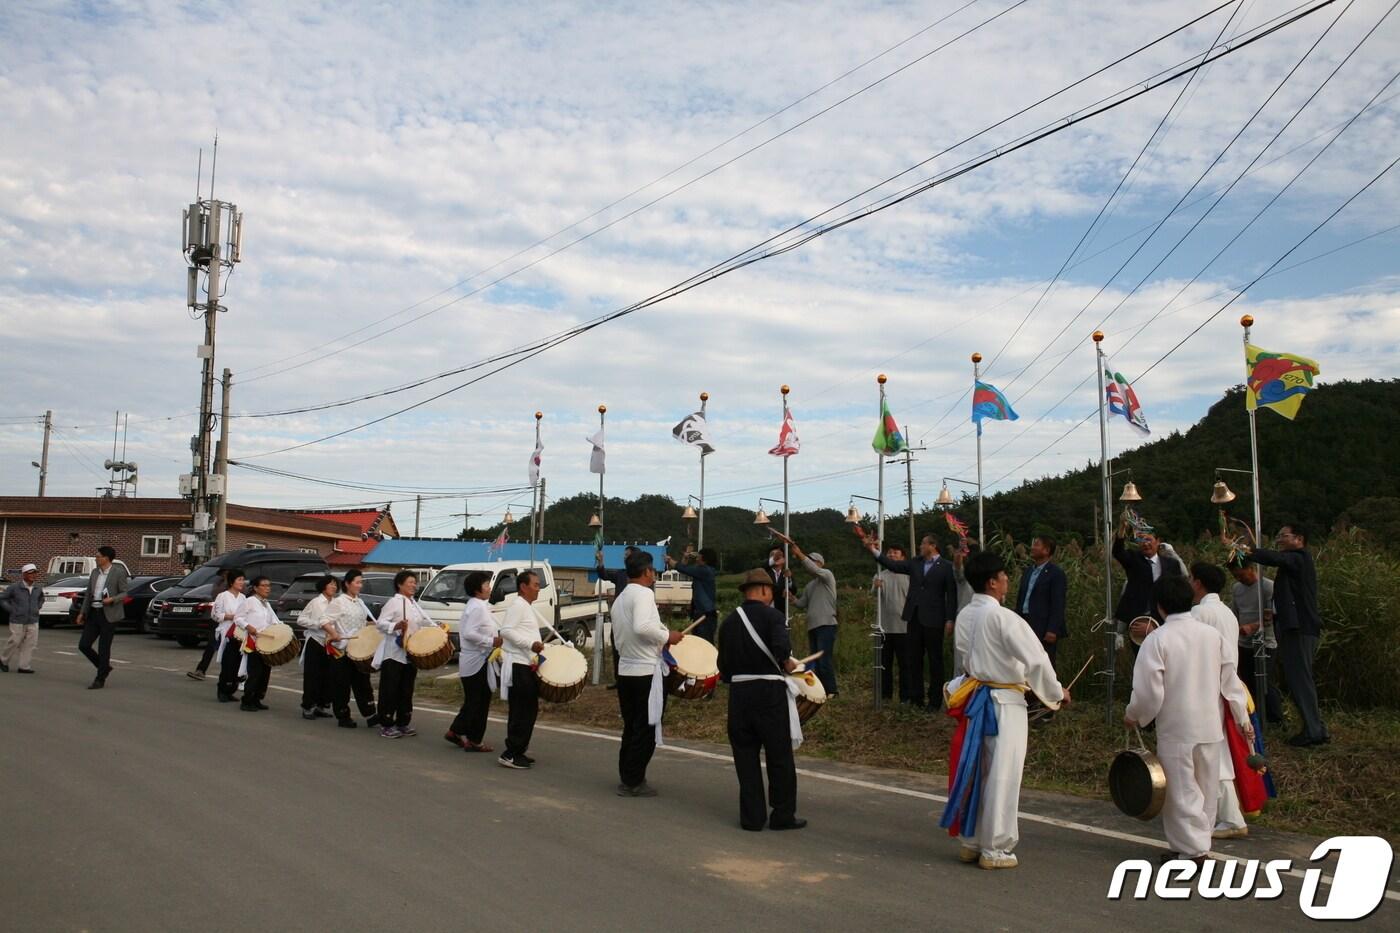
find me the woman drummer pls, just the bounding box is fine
[298,574,339,721]
[233,575,278,713]
[445,571,501,753]
[374,570,434,739]
[323,569,378,728]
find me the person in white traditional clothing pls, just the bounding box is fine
[1189,562,1248,840]
[1125,575,1252,862]
[324,569,378,727]
[611,552,684,797]
[498,569,547,770]
[298,575,339,721]
[233,576,278,712]
[445,571,501,753]
[941,551,1067,870]
[210,569,247,702]
[375,571,435,739]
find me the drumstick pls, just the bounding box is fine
[1028,655,1096,722]
[679,617,706,636]
[795,650,823,665]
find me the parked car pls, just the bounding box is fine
[40,576,91,627]
[117,575,182,631]
[151,549,329,647]
[274,571,396,623]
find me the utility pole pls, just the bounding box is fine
[214,369,231,554]
[37,410,51,496]
[415,495,422,537]
[180,139,243,566]
[537,477,547,540]
[900,426,926,559]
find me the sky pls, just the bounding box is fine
[1,0,1397,539]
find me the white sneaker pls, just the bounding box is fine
[978,853,1018,870]
[958,846,981,864]
[1212,824,1248,839]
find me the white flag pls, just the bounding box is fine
[671,410,715,455]
[528,436,543,486]
[586,428,605,475]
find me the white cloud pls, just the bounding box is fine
[2,0,1397,535]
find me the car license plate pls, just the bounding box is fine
[170,605,194,614]
[288,609,300,618]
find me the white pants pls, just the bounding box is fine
[3,623,38,670]
[1217,779,1245,829]
[959,696,1028,860]
[1159,741,1219,858]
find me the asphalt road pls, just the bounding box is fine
[1,630,1394,932]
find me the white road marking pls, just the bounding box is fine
[226,681,1398,899]
[53,651,78,656]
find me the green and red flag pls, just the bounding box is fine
[872,399,907,455]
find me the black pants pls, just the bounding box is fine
[880,632,908,700]
[906,620,946,707]
[1277,629,1327,740]
[450,667,493,744]
[728,681,796,829]
[301,641,333,711]
[195,632,220,673]
[505,664,540,758]
[691,611,717,644]
[78,612,115,677]
[1239,644,1285,724]
[806,626,837,696]
[241,653,270,707]
[330,657,377,722]
[217,637,243,699]
[378,659,417,728]
[617,674,661,787]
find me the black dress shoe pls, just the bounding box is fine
[17,668,35,674]
[769,818,808,831]
[217,693,236,703]
[240,703,261,712]
[88,679,105,690]
[337,719,358,729]
[740,823,765,832]
[0,660,9,672]
[255,702,270,711]
[1287,733,1326,748]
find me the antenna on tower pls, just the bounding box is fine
[209,132,219,202]
[196,148,203,200]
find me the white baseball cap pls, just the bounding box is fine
[20,563,38,573]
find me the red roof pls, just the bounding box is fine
[290,509,385,534]
[326,538,377,567]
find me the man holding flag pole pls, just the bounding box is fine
[768,385,800,630]
[969,354,1018,547]
[588,404,607,685]
[871,373,908,711]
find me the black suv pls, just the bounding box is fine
[150,549,329,647]
[274,571,396,623]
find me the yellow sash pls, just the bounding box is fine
[945,677,1026,711]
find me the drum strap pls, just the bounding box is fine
[734,607,803,750]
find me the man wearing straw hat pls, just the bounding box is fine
[717,569,805,832]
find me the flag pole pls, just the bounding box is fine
[1093,332,1116,727]
[971,353,984,545]
[593,404,606,686]
[531,411,542,571]
[781,384,791,631]
[874,375,888,712]
[1241,314,1269,732]
[698,391,708,553]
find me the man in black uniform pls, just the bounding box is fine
[717,569,805,832]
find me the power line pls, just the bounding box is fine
[235,0,1028,385]
[234,0,1301,456]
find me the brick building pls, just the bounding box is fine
[0,497,384,578]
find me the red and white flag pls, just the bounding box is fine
[488,526,509,557]
[768,408,800,458]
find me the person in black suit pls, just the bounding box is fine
[765,545,797,616]
[855,526,958,709]
[1113,524,1185,642]
[1014,535,1068,666]
[1245,523,1328,748]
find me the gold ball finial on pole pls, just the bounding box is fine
[1240,314,1254,328]
[970,353,982,364]
[534,411,543,421]
[1092,330,1104,343]
[699,392,709,402]
[598,404,606,414]
[877,373,887,385]
[780,384,790,396]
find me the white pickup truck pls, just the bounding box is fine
[415,561,606,649]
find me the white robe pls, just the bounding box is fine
[1193,594,1246,828]
[1125,612,1250,856]
[956,596,1065,861]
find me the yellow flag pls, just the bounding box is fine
[1245,343,1320,420]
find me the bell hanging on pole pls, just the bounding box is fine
[1119,481,1142,502]
[844,504,862,524]
[1211,480,1237,504]
[935,483,954,507]
[753,507,770,526]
